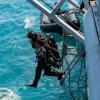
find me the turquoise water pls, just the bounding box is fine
[0,0,87,100]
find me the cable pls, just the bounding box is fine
[67,55,82,100]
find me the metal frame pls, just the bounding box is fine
[27,0,85,43]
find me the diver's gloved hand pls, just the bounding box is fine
[57,72,64,80]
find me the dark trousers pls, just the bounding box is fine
[32,57,62,86]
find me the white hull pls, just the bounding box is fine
[84,6,100,100]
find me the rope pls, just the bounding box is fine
[66,55,82,100]
[63,55,79,74]
[60,48,85,81]
[67,50,86,100]
[68,66,76,100]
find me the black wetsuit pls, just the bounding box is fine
[31,46,62,87]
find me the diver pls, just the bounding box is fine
[27,31,63,87]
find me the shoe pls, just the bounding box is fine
[26,83,37,88]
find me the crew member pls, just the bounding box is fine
[27,31,63,87]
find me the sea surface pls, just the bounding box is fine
[0,0,86,100]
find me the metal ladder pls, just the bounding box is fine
[27,0,85,44]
